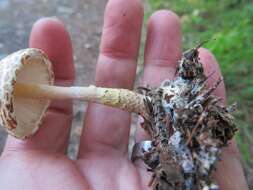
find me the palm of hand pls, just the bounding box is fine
[0,0,248,190]
[1,150,146,189]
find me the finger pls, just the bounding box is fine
[78,0,143,158]
[4,18,74,153]
[199,48,249,190]
[213,140,249,190]
[135,10,182,143]
[199,48,226,102]
[133,11,181,187]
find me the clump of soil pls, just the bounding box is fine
[134,44,237,190]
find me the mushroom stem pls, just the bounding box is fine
[14,83,148,117]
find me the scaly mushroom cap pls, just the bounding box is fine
[0,48,54,139]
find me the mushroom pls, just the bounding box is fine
[0,46,237,190]
[0,48,147,139]
[0,49,54,139]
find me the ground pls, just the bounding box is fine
[0,0,107,157]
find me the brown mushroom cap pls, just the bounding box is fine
[0,48,54,139]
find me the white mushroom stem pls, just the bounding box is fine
[14,83,148,118]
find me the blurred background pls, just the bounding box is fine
[0,0,252,188]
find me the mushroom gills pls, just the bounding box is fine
[13,58,53,138]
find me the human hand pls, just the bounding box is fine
[0,0,249,189]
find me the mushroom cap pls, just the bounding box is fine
[0,48,54,139]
